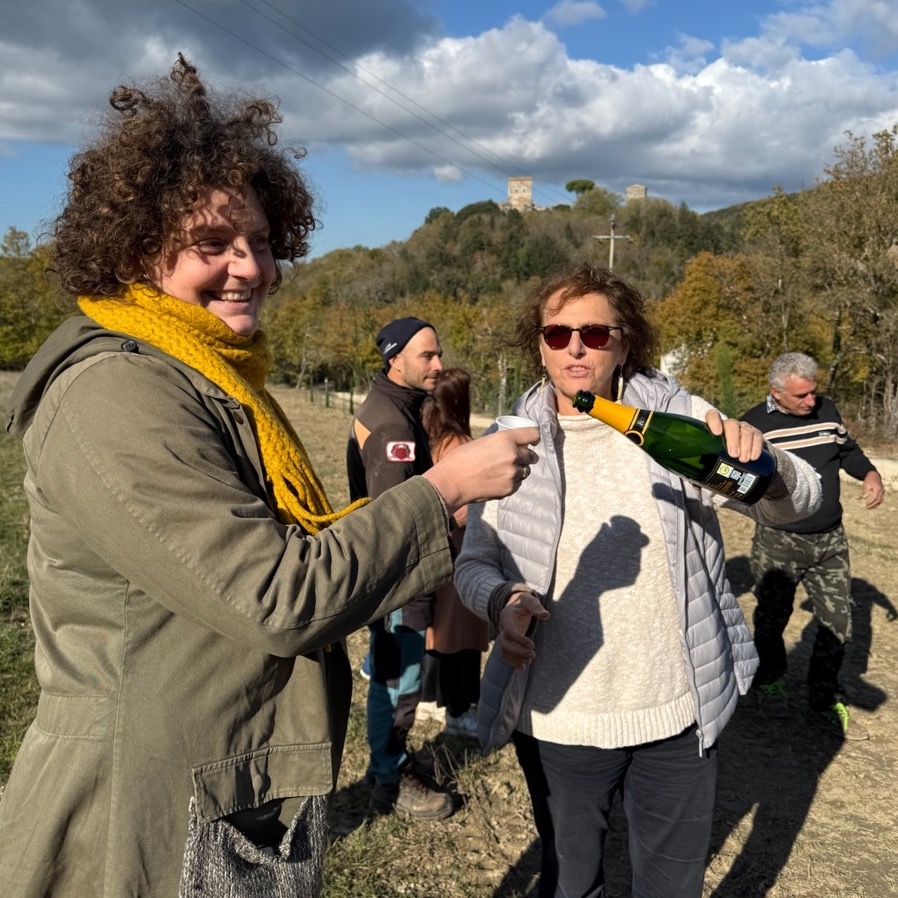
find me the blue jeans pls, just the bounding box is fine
[366,609,426,785]
[513,726,717,898]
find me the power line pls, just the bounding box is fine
[171,0,574,208]
[242,0,572,206]
[172,0,507,199]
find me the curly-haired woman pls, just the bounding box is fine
[0,55,537,898]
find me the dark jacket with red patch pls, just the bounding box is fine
[347,370,435,627]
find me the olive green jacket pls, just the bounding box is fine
[0,317,454,897]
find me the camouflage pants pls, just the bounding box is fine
[750,524,852,711]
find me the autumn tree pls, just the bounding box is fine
[572,186,620,219]
[652,252,766,414]
[0,230,69,369]
[797,127,898,433]
[740,188,811,357]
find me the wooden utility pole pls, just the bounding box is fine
[594,214,632,270]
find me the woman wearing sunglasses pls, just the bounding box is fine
[455,263,820,898]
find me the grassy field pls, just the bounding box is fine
[1,371,896,897]
[0,373,36,783]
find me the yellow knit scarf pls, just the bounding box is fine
[78,283,368,533]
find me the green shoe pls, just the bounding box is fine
[758,678,788,701]
[754,677,790,718]
[816,701,869,741]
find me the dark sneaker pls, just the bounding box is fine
[408,749,439,784]
[395,763,454,820]
[815,701,869,741]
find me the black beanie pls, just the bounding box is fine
[376,317,434,367]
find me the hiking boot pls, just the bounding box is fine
[395,762,454,819]
[369,756,454,820]
[814,701,869,741]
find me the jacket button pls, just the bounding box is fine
[121,340,139,353]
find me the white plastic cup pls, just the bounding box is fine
[496,415,538,431]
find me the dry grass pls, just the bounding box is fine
[277,384,898,898]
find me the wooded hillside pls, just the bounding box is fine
[3,125,898,437]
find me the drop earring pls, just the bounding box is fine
[614,364,624,402]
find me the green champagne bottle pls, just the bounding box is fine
[571,389,776,505]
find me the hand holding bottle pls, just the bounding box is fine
[705,409,767,463]
[572,389,777,504]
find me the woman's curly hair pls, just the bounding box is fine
[511,262,660,381]
[48,53,316,299]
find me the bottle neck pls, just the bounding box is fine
[576,391,639,436]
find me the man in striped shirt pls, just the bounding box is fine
[741,352,884,741]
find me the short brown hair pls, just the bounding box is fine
[512,263,659,379]
[48,53,316,299]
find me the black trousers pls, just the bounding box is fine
[513,726,717,898]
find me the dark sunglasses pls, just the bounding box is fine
[539,324,623,350]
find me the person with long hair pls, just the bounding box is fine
[0,55,537,898]
[455,263,821,898]
[420,368,489,737]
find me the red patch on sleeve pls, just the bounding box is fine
[386,441,417,462]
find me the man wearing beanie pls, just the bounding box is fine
[346,317,454,820]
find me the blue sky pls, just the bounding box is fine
[2,0,898,258]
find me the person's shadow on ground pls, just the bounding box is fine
[705,564,891,897]
[490,563,894,898]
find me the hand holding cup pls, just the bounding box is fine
[496,414,539,432]
[424,419,540,511]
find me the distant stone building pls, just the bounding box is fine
[502,176,643,212]
[505,176,536,211]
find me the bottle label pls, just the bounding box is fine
[701,459,758,500]
[623,409,652,447]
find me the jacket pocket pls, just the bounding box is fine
[189,742,334,823]
[178,793,329,898]
[34,691,114,738]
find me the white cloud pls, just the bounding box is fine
[664,34,716,74]
[752,0,898,60]
[620,0,653,12]
[545,1,606,28]
[433,165,464,183]
[3,0,898,218]
[309,14,898,209]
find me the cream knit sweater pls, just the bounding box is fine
[507,414,694,748]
